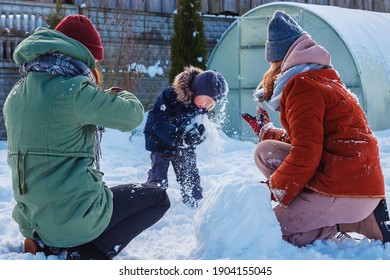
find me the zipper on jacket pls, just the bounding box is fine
[17,150,28,195]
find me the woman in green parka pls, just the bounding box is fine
[3,15,170,260]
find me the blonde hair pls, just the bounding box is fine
[257,61,282,102]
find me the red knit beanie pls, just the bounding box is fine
[55,14,104,61]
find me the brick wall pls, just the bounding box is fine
[0,2,235,140]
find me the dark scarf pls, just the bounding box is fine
[20,53,104,171]
[20,53,96,84]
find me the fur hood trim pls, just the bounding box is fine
[173,65,203,105]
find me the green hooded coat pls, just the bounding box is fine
[3,27,144,247]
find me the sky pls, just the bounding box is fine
[1,112,390,261]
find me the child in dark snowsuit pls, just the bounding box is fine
[143,66,228,208]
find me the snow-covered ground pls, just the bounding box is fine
[1,114,390,261]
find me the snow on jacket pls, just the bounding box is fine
[3,27,144,247]
[144,67,207,154]
[262,68,385,206]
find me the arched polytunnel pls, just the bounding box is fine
[208,1,390,140]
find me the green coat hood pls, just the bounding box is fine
[13,27,96,69]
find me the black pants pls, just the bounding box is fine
[146,149,203,205]
[82,184,170,259]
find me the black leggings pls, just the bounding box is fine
[89,184,170,259]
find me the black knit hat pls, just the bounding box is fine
[190,70,228,102]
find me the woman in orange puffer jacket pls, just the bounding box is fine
[242,10,389,246]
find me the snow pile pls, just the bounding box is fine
[1,113,390,260]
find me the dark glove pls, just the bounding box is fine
[242,105,270,136]
[183,123,206,146]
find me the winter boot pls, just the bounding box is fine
[23,236,62,256]
[23,238,41,255]
[338,199,390,244]
[65,243,112,260]
[373,199,390,243]
[23,232,63,256]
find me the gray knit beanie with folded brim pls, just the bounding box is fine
[190,70,228,102]
[265,10,306,62]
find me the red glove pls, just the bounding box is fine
[242,113,261,135]
[108,86,124,95]
[242,106,271,136]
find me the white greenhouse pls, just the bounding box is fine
[208,2,390,140]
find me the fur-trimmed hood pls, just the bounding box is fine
[173,65,203,105]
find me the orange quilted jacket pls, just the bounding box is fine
[262,68,385,206]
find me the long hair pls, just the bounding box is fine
[257,61,282,101]
[92,67,103,87]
